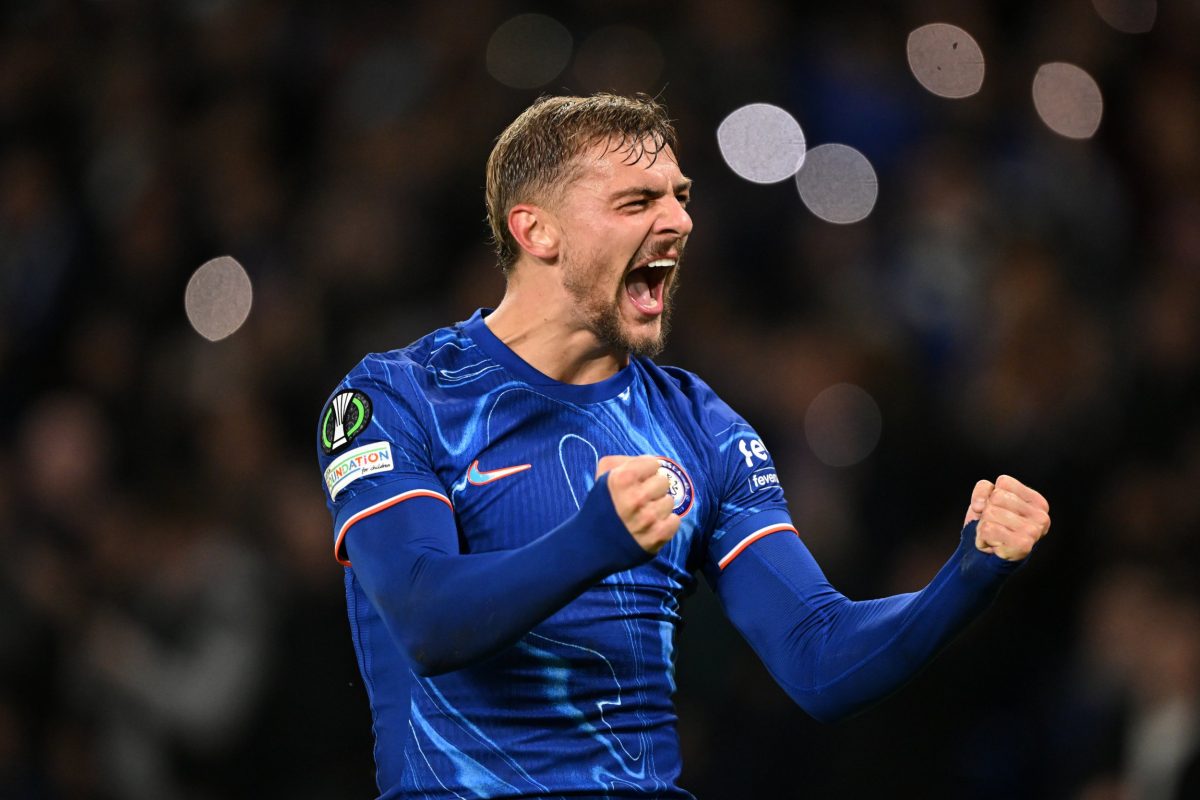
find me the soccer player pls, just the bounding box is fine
[316,94,1051,799]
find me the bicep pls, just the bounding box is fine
[344,491,458,580]
[712,523,848,658]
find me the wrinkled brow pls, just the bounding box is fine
[608,179,693,201]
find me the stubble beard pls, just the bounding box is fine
[562,254,678,360]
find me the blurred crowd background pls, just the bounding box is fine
[2,1,1198,798]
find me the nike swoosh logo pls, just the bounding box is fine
[466,459,532,485]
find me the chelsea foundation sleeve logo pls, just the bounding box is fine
[321,389,373,455]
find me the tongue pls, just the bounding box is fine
[626,270,659,313]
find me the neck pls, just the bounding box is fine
[485,270,627,385]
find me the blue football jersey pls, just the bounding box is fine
[317,309,795,798]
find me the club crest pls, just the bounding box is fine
[321,389,373,455]
[656,456,694,518]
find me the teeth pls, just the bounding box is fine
[646,259,676,268]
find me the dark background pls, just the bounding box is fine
[2,1,1198,798]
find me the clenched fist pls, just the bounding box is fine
[964,475,1051,561]
[596,455,682,555]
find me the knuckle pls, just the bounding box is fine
[642,484,667,507]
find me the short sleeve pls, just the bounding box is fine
[696,396,796,583]
[316,356,451,564]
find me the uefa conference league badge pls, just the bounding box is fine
[321,389,373,455]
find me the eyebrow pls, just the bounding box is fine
[609,179,693,202]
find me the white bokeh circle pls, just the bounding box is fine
[717,103,807,184]
[184,256,253,342]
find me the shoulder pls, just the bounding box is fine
[317,319,475,450]
[635,359,753,439]
[330,314,485,397]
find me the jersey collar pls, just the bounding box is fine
[463,308,637,403]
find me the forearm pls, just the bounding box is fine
[719,521,1019,722]
[347,474,650,676]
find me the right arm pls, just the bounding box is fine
[345,456,678,676]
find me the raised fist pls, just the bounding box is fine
[596,455,682,555]
[964,475,1051,561]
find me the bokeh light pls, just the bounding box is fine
[1033,62,1104,139]
[573,26,664,94]
[1092,0,1157,34]
[804,383,883,468]
[716,103,806,184]
[906,23,986,99]
[184,256,253,342]
[486,14,572,90]
[795,144,878,224]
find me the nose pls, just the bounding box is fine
[655,195,693,238]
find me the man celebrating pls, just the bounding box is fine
[316,94,1050,799]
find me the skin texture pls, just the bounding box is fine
[486,135,1050,561]
[964,475,1052,561]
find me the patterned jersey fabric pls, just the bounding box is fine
[317,309,794,798]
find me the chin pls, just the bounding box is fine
[617,313,671,359]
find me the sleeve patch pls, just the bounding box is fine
[747,467,780,493]
[321,389,373,454]
[324,441,394,499]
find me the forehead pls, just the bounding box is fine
[569,138,687,193]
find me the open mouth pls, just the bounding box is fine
[624,258,675,316]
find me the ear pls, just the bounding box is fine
[507,203,560,261]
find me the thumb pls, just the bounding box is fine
[963,479,995,528]
[596,455,633,478]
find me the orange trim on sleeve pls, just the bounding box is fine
[717,523,799,570]
[334,489,453,567]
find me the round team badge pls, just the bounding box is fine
[656,456,694,518]
[321,389,373,455]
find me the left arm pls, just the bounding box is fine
[713,476,1050,723]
